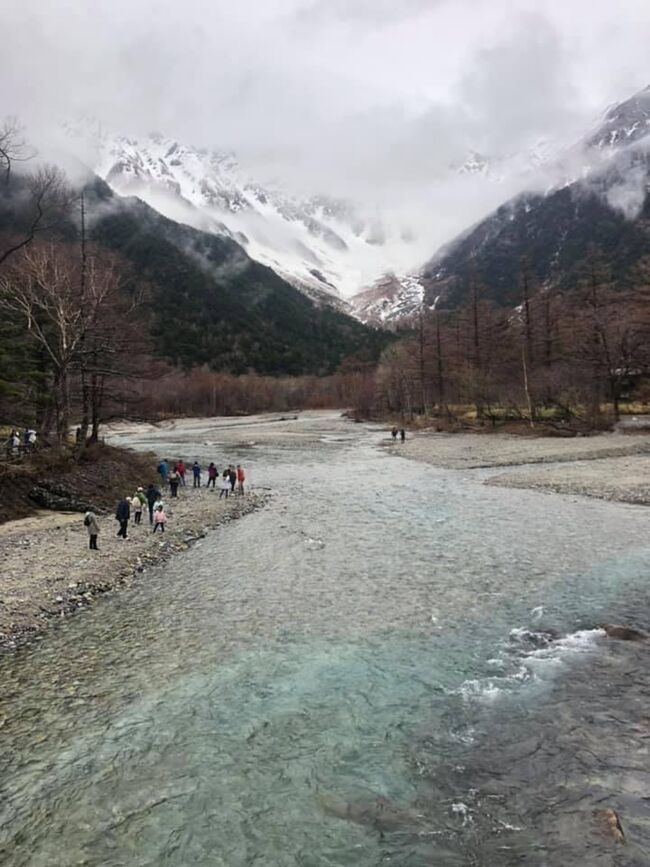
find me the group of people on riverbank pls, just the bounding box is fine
[156,459,245,498]
[82,457,247,550]
[5,428,38,458]
[391,427,406,442]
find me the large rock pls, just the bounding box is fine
[29,481,96,513]
[600,623,648,642]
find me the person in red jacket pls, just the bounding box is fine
[236,464,246,495]
[207,462,218,489]
[176,459,186,486]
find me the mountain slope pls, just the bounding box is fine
[67,124,420,303]
[84,179,388,375]
[419,85,650,308]
[349,274,426,325]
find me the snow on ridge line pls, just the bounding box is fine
[63,122,424,305]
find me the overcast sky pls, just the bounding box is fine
[4,0,650,248]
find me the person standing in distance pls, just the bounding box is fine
[84,510,100,550]
[236,464,246,495]
[146,483,161,524]
[169,467,180,498]
[157,459,169,488]
[115,497,130,539]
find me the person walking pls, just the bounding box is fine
[115,497,130,539]
[236,464,246,495]
[219,474,230,499]
[131,490,144,525]
[207,462,218,489]
[10,430,20,457]
[153,504,167,533]
[176,459,186,486]
[400,428,406,443]
[192,461,201,487]
[157,459,169,488]
[391,426,398,441]
[84,510,100,550]
[228,465,237,493]
[146,483,161,524]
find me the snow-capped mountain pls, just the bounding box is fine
[66,122,421,305]
[64,86,650,327]
[350,84,650,322]
[416,83,650,311]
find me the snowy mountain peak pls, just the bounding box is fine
[66,122,422,303]
[586,84,650,150]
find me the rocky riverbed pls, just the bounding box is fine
[392,430,650,504]
[0,489,266,650]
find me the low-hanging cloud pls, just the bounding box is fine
[2,0,650,267]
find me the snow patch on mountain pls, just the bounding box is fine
[350,274,428,324]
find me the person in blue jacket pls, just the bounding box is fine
[157,459,169,487]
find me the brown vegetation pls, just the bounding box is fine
[357,254,650,432]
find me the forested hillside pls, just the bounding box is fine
[86,180,387,376]
[421,170,650,310]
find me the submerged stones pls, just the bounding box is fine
[319,794,426,833]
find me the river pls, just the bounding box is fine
[1,413,650,865]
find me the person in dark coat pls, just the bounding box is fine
[192,461,201,487]
[146,483,161,524]
[115,498,130,539]
[400,428,406,442]
[228,465,237,492]
[207,462,218,489]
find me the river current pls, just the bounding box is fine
[1,414,650,865]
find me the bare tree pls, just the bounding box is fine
[0,166,73,267]
[0,242,142,442]
[0,117,35,186]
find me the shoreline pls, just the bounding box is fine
[387,430,650,506]
[0,489,268,652]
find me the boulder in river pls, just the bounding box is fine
[600,624,648,642]
[594,808,625,844]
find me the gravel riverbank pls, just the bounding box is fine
[0,489,267,650]
[391,430,650,504]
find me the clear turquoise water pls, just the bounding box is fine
[2,417,650,865]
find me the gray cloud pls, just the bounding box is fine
[294,0,442,26]
[2,0,650,262]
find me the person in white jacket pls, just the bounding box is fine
[84,511,100,550]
